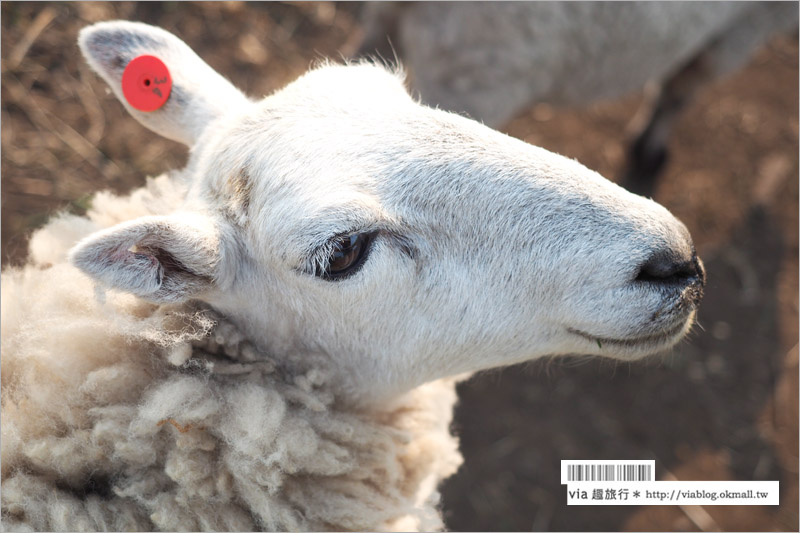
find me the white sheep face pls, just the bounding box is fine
[71,21,705,404]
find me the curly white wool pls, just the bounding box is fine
[1,181,462,532]
[2,18,708,531]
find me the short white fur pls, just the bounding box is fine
[67,21,703,404]
[2,20,705,531]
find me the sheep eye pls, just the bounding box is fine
[320,233,373,280]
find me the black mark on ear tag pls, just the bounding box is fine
[121,55,173,112]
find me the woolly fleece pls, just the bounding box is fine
[1,176,463,532]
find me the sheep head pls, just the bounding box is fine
[71,21,704,405]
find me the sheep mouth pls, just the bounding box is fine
[567,317,691,349]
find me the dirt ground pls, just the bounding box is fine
[2,3,797,532]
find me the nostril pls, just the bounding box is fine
[635,252,699,285]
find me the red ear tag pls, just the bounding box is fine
[121,55,172,112]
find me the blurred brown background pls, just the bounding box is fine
[2,3,797,531]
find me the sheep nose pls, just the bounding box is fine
[635,250,706,288]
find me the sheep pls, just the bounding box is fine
[357,1,800,196]
[1,20,706,531]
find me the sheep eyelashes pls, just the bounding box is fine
[1,20,704,532]
[315,232,375,280]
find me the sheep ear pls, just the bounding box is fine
[79,20,250,146]
[69,213,222,303]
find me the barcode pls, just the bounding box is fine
[561,460,655,483]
